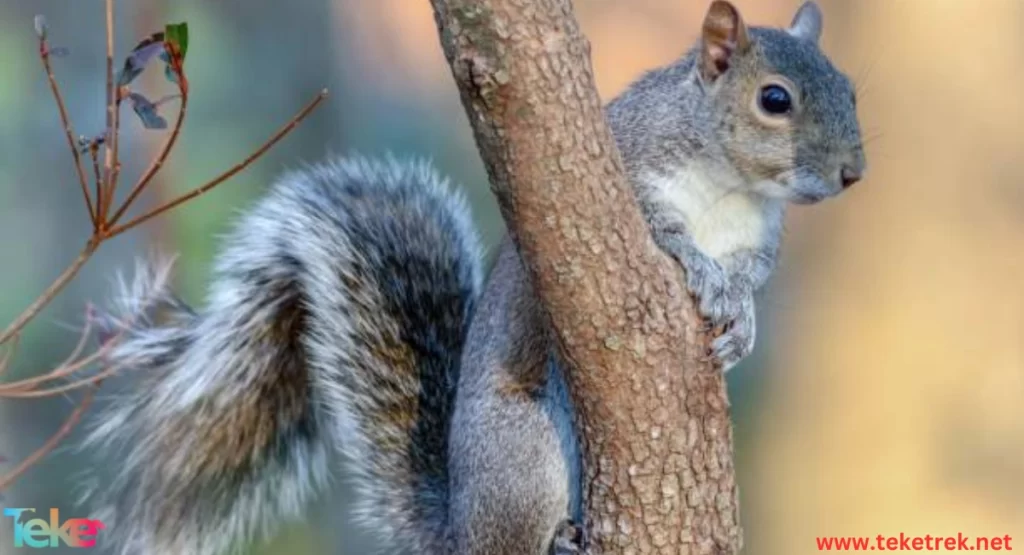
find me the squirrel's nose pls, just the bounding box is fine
[840,165,862,189]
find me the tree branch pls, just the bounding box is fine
[103,89,327,239]
[428,1,741,553]
[101,0,117,223]
[0,386,97,491]
[0,239,99,344]
[39,40,94,226]
[0,3,328,491]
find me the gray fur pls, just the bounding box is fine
[607,2,864,368]
[82,155,482,555]
[789,1,823,43]
[80,1,862,553]
[449,240,581,555]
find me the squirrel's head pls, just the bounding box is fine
[698,0,865,204]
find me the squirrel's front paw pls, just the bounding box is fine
[685,256,742,326]
[550,519,585,555]
[708,294,756,371]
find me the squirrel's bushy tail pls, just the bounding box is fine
[81,156,482,555]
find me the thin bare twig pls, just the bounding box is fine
[0,239,99,345]
[108,94,187,226]
[0,316,96,392]
[90,144,103,224]
[101,0,116,223]
[0,334,20,377]
[0,324,126,395]
[0,387,97,491]
[3,363,124,398]
[0,93,325,349]
[40,42,94,226]
[106,96,123,224]
[105,89,328,238]
[55,314,94,373]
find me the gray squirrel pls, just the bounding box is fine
[80,1,864,554]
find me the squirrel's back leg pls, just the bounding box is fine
[449,240,582,554]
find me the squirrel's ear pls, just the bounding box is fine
[700,1,750,82]
[788,1,823,43]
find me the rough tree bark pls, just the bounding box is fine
[428,1,742,554]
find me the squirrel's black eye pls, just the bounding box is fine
[759,84,792,115]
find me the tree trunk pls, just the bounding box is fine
[427,1,742,554]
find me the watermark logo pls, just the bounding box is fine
[3,508,105,549]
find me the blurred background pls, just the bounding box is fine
[1,0,1022,553]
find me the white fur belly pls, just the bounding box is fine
[648,169,784,262]
[689,194,770,259]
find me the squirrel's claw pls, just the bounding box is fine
[705,295,756,372]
